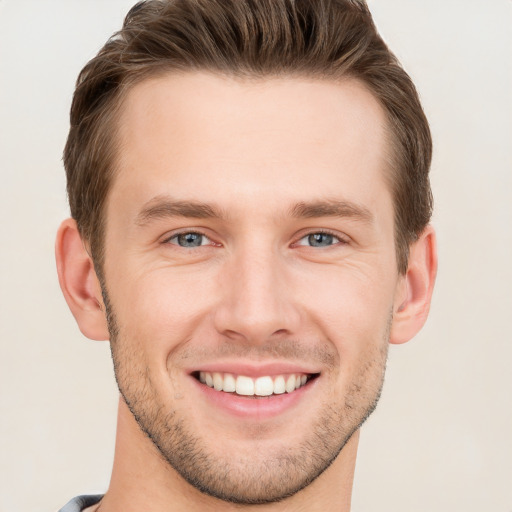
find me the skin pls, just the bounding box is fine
[56,72,437,512]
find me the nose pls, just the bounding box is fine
[213,245,301,344]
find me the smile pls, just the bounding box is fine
[195,371,318,397]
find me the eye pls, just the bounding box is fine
[295,232,344,248]
[166,231,212,248]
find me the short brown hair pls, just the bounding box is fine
[64,0,432,275]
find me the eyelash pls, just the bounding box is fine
[163,229,348,248]
[163,230,215,248]
[293,229,348,248]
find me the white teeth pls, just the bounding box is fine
[198,371,311,396]
[254,376,274,396]
[222,373,236,392]
[285,375,296,393]
[236,375,254,396]
[213,372,223,391]
[273,375,286,394]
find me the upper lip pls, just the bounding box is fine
[188,361,321,378]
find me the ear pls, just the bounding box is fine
[55,218,110,341]
[390,225,438,345]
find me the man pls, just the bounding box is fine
[56,0,437,510]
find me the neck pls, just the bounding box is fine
[99,397,358,512]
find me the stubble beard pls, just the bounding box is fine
[102,288,390,505]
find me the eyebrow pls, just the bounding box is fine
[135,196,226,226]
[289,199,374,224]
[135,196,374,226]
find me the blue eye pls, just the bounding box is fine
[168,232,210,247]
[297,232,341,247]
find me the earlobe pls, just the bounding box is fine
[55,218,110,341]
[390,225,438,345]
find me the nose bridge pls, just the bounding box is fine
[214,240,298,342]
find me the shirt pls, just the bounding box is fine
[58,495,103,512]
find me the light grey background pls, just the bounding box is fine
[0,1,511,511]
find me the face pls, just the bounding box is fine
[101,72,403,504]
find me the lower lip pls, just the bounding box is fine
[189,375,317,419]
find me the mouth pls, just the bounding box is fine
[192,371,320,398]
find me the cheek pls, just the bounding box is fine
[109,266,218,352]
[309,273,391,407]
[301,266,394,355]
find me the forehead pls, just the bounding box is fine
[111,72,391,220]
